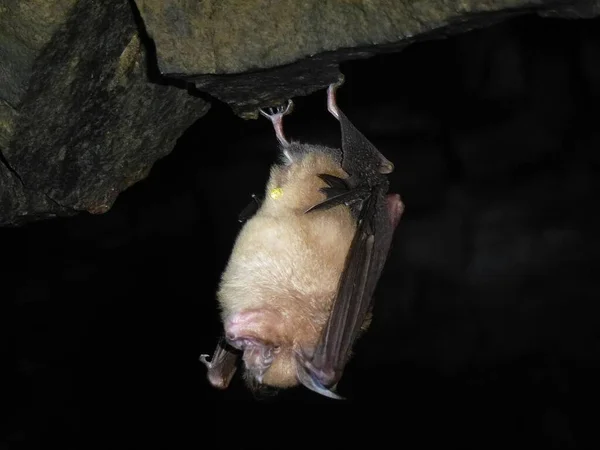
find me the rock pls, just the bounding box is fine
[539,0,600,18]
[2,0,599,225]
[0,0,209,226]
[135,0,600,117]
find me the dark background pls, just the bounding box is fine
[3,13,600,449]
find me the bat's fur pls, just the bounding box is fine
[217,145,357,387]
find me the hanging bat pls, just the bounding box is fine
[200,77,404,399]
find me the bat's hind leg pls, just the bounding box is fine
[326,75,345,120]
[259,100,294,157]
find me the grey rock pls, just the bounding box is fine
[2,0,598,225]
[538,0,600,17]
[0,0,208,226]
[135,0,600,117]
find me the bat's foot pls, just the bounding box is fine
[327,75,345,121]
[259,99,294,148]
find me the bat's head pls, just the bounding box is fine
[223,308,322,390]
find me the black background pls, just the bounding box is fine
[3,14,600,449]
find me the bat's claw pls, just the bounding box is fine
[259,99,294,119]
[259,100,294,149]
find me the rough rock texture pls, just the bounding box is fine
[0,0,209,226]
[135,0,600,117]
[2,0,599,225]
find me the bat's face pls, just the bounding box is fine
[216,149,357,388]
[223,309,311,387]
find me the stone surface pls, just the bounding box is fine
[0,0,208,225]
[539,0,600,17]
[2,0,599,225]
[135,0,600,117]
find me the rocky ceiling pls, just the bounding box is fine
[0,0,598,226]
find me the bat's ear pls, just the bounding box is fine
[294,350,344,400]
[295,359,344,400]
[327,80,394,175]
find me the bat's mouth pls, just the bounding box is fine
[226,335,280,383]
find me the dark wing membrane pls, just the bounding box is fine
[297,188,394,398]
[337,109,393,178]
[305,174,369,214]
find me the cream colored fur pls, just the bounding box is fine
[217,150,356,387]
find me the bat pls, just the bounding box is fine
[200,76,404,399]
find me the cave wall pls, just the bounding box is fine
[0,0,207,225]
[1,0,599,224]
[4,14,600,447]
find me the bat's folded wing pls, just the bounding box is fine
[296,191,394,399]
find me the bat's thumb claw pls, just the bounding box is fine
[199,354,212,367]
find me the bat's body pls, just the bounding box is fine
[201,79,404,399]
[218,149,356,389]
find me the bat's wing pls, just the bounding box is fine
[296,188,395,399]
[296,79,401,399]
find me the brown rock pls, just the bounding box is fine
[0,0,208,225]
